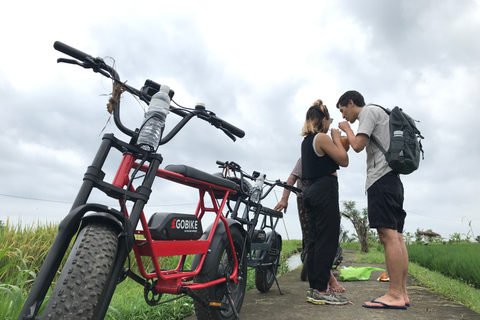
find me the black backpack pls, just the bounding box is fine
[370,104,424,175]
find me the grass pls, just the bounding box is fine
[344,241,480,314]
[407,243,480,289]
[0,218,302,320]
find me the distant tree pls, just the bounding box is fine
[0,220,3,228]
[341,201,369,253]
[415,228,423,243]
[369,230,380,243]
[341,230,357,243]
[476,236,480,244]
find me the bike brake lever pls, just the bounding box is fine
[222,128,236,142]
[57,57,111,78]
[57,58,82,65]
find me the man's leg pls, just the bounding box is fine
[364,227,406,307]
[398,232,410,305]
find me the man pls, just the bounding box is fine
[337,90,409,310]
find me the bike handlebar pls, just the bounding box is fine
[216,160,302,195]
[53,41,245,142]
[54,41,90,62]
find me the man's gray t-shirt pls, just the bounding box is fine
[357,104,392,191]
[291,158,306,195]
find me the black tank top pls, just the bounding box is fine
[301,134,339,180]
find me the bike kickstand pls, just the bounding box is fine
[223,277,240,320]
[272,265,284,295]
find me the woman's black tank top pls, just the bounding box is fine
[301,134,339,180]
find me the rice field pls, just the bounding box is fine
[407,242,480,289]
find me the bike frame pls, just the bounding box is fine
[20,133,242,319]
[230,197,283,268]
[126,161,240,294]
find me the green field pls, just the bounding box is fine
[0,221,302,320]
[3,220,479,319]
[407,243,480,289]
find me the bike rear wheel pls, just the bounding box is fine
[194,227,247,320]
[254,232,282,293]
[39,222,119,320]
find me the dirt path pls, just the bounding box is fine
[185,249,480,319]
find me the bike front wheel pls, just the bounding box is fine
[254,231,282,293]
[39,222,119,320]
[193,227,247,320]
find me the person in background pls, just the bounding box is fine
[337,90,409,310]
[274,158,345,293]
[300,100,348,305]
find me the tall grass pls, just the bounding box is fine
[407,243,480,289]
[0,219,60,282]
[0,246,50,320]
[1,220,302,320]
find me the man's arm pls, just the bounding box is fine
[338,121,369,153]
[273,173,298,213]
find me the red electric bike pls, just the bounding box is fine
[19,42,248,320]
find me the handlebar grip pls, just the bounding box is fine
[216,160,226,166]
[260,207,284,219]
[218,119,245,138]
[54,41,91,62]
[285,185,303,194]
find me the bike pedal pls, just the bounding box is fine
[208,301,230,311]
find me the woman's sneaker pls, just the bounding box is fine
[306,288,348,305]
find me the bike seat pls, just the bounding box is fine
[164,164,239,191]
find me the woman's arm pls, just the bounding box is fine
[315,130,349,167]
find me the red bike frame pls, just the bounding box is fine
[112,153,240,295]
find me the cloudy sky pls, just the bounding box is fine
[1,0,479,242]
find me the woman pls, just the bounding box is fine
[301,100,349,305]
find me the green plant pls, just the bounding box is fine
[0,247,50,320]
[341,201,369,253]
[415,228,423,243]
[407,243,480,289]
[449,232,462,243]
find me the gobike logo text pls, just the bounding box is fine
[171,219,199,230]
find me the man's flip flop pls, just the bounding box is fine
[362,299,407,310]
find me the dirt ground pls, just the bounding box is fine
[185,249,480,320]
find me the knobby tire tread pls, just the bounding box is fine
[39,222,119,320]
[254,232,282,293]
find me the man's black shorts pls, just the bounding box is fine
[367,172,406,233]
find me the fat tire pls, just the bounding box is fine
[193,227,247,320]
[254,232,282,293]
[39,222,119,320]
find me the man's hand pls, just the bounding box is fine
[338,121,352,134]
[274,198,288,213]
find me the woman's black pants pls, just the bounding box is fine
[303,175,340,292]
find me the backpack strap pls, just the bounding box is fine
[369,104,390,156]
[370,136,387,156]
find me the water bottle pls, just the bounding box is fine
[250,173,265,203]
[137,85,171,151]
